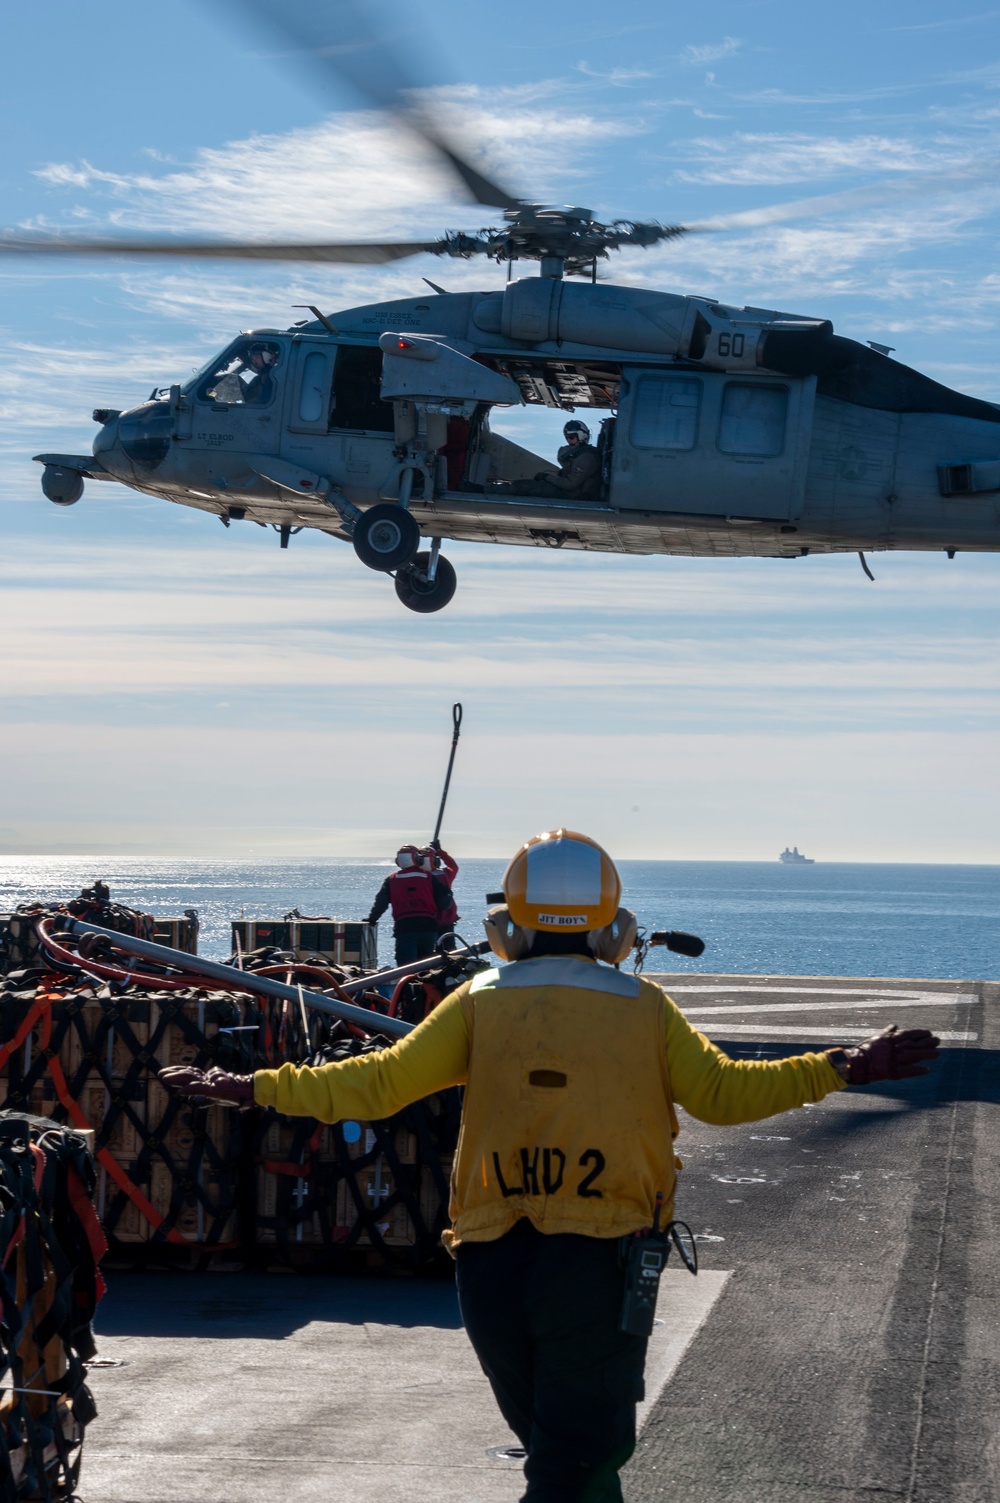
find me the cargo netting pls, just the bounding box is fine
[0,891,483,1272]
[0,1112,104,1502]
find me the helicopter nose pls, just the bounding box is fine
[111,399,172,471]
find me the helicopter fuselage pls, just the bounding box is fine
[37,277,1000,608]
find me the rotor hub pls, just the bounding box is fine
[440,206,686,279]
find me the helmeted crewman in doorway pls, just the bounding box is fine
[489,419,601,501]
[161,829,939,1503]
[367,844,452,966]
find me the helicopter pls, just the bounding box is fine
[8,1,1000,614]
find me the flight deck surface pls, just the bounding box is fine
[82,975,998,1503]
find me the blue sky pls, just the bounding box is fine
[2,0,999,861]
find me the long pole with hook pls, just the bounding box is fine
[432,703,463,845]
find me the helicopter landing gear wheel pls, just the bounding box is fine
[394,552,457,613]
[353,503,420,571]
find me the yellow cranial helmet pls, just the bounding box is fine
[502,829,621,933]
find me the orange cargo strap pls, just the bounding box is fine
[37,986,188,1246]
[1,1142,48,1271]
[257,1123,324,1179]
[66,1165,109,1302]
[0,994,49,1074]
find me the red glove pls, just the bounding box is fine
[829,1024,940,1086]
[158,1065,255,1107]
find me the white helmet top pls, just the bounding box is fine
[502,828,620,931]
[563,420,590,444]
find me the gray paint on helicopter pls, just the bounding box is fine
[36,276,1000,601]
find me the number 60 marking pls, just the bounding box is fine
[717,333,745,358]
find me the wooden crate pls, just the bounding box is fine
[72,1073,146,1160]
[97,1160,151,1243]
[150,994,246,1070]
[255,1167,325,1245]
[145,1081,232,1159]
[149,1160,238,1246]
[231,919,377,969]
[336,1155,424,1246]
[59,995,149,1083]
[344,1122,418,1166]
[150,916,198,954]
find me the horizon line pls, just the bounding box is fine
[0,852,997,868]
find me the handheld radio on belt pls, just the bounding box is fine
[619,1192,698,1337]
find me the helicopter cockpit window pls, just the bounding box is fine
[630,377,701,450]
[197,339,283,407]
[718,383,787,456]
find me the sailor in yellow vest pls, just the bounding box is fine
[161,830,939,1503]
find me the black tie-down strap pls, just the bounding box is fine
[253,1035,463,1268]
[0,1112,104,1503]
[0,977,262,1257]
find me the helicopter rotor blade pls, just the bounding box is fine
[234,0,524,212]
[0,234,450,264]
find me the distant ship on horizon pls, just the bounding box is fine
[779,846,815,865]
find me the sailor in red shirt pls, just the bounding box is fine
[422,840,460,939]
[367,845,452,965]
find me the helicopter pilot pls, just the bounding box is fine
[240,341,280,405]
[489,419,601,502]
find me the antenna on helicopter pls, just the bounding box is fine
[292,305,339,336]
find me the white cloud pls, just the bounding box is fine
[575,62,655,86]
[680,38,743,67]
[673,133,975,187]
[0,334,211,483]
[3,533,998,718]
[600,196,1000,339]
[28,91,640,245]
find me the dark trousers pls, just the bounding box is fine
[456,1220,648,1503]
[393,924,438,966]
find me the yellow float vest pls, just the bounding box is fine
[443,956,680,1249]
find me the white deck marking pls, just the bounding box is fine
[658,985,976,1003]
[681,998,973,1016]
[698,1023,976,1041]
[639,1270,731,1431]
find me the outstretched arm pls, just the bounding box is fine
[160,991,471,1122]
[663,998,938,1126]
[255,991,470,1121]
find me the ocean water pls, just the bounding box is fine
[0,857,996,981]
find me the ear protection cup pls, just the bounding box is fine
[483,904,535,962]
[588,907,638,966]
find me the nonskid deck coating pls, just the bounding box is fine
[81,975,999,1503]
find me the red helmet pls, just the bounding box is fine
[395,844,421,869]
